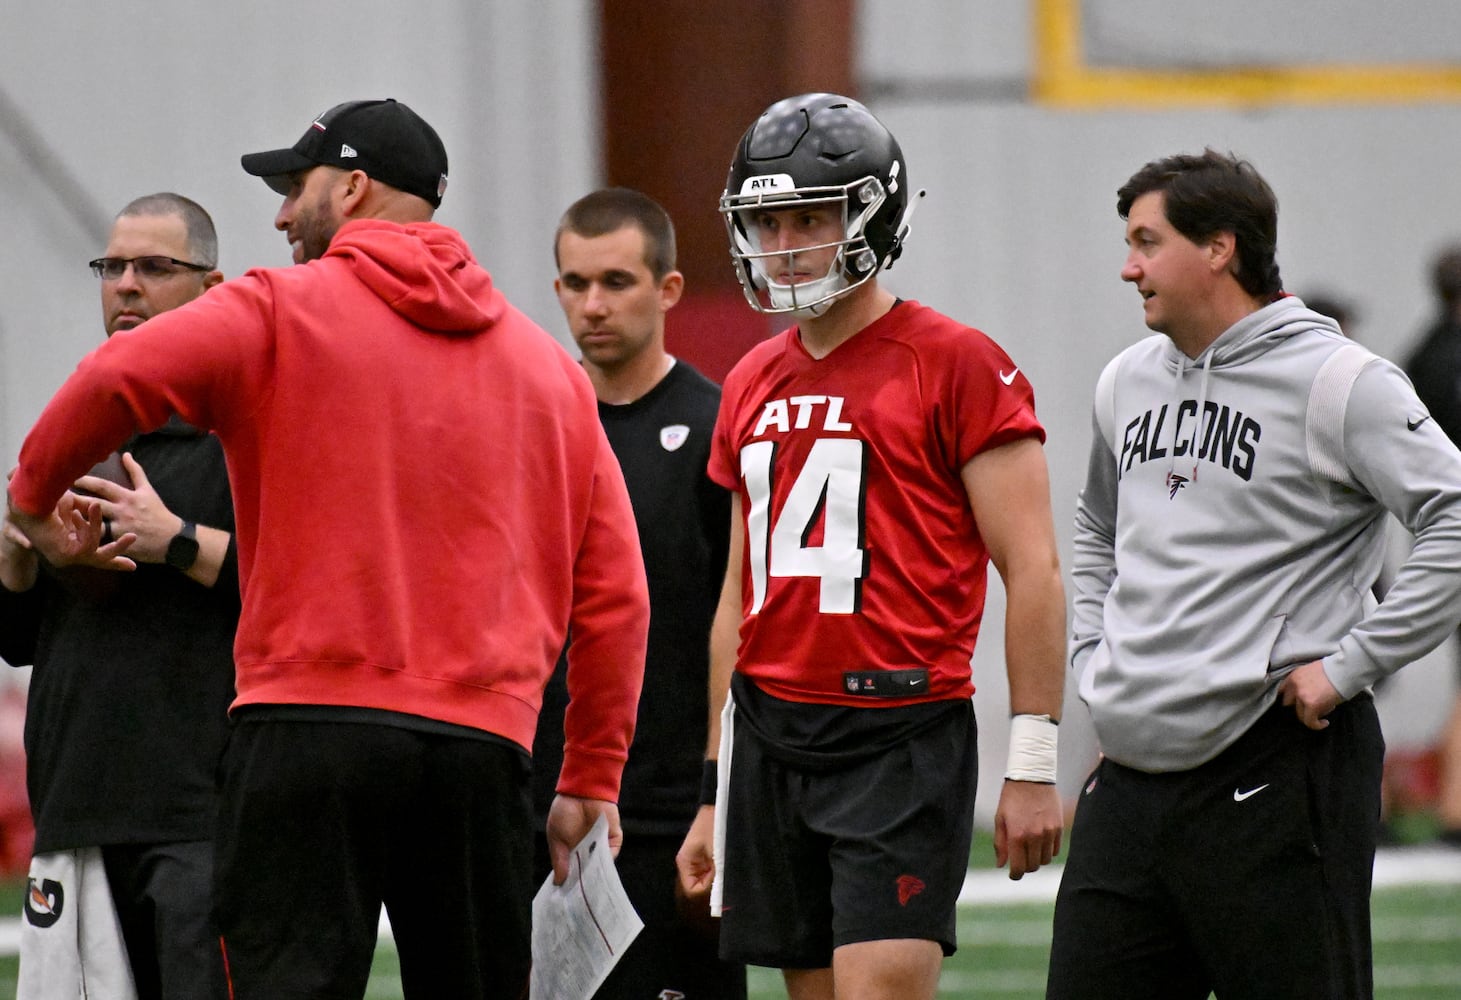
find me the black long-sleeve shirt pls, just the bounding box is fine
[0,419,238,852]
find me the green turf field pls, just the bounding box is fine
[368,877,1458,999]
[362,881,1461,998]
[0,863,1456,998]
[728,883,1461,1000]
[365,884,1461,1000]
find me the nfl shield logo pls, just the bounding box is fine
[660,425,690,452]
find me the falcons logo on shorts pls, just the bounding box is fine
[896,874,926,907]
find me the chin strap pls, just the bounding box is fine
[883,188,926,271]
[766,268,848,316]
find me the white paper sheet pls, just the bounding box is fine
[529,813,643,1000]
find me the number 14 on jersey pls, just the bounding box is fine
[740,438,868,615]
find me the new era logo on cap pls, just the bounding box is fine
[241,98,449,208]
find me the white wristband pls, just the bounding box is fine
[1005,713,1058,784]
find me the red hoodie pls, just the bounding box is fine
[10,219,648,802]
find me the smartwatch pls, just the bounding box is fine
[165,519,200,571]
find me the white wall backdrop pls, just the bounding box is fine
[860,0,1461,817]
[1,0,599,463]
[3,0,1459,827]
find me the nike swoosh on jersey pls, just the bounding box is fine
[1408,414,1431,431]
[999,369,1019,385]
[1233,783,1270,802]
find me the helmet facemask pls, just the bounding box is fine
[723,174,891,318]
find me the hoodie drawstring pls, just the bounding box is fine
[1168,350,1215,490]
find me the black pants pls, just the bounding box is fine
[102,840,226,1000]
[213,719,533,999]
[533,829,747,999]
[1047,695,1384,1000]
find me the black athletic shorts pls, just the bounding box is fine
[1047,694,1384,1000]
[718,685,978,969]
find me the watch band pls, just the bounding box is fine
[165,519,200,571]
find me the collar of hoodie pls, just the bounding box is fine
[1159,295,1345,490]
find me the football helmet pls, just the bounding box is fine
[722,93,919,317]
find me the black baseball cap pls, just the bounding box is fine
[240,99,448,208]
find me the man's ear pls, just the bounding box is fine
[1207,230,1238,275]
[338,169,372,216]
[659,270,685,313]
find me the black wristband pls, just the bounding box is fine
[699,759,719,806]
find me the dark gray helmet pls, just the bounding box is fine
[721,93,917,316]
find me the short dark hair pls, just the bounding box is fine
[118,192,219,269]
[1117,149,1281,299]
[555,188,676,280]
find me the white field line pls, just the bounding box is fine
[957,845,1461,907]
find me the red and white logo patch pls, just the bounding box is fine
[660,424,690,452]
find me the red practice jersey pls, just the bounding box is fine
[709,300,1044,706]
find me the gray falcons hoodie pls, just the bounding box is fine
[1070,296,1461,772]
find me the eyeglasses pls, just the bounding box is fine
[88,256,213,281]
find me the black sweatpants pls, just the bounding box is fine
[102,839,226,1000]
[1047,695,1384,1000]
[213,718,533,1000]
